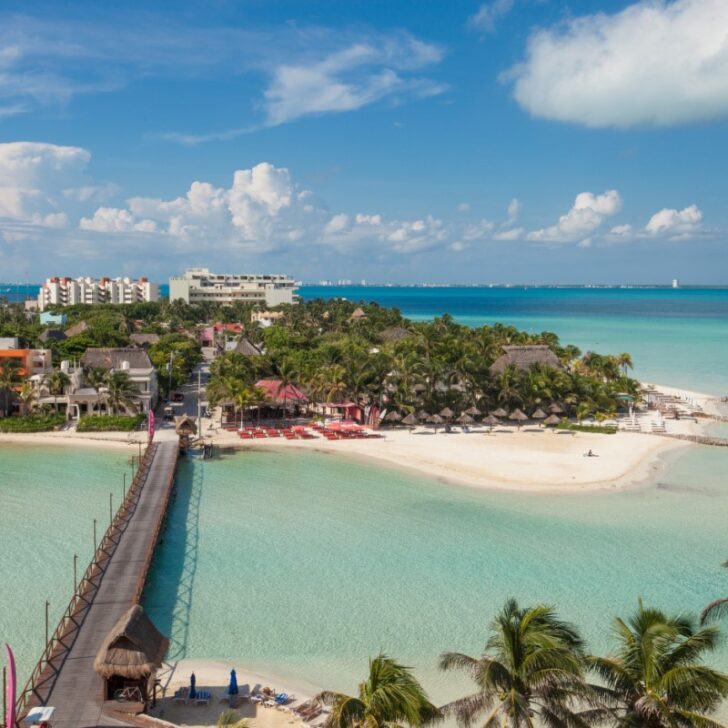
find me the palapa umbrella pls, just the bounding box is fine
[412,383,427,394]
[491,407,508,418]
[464,406,482,416]
[544,414,561,428]
[429,413,444,424]
[548,403,564,414]
[417,410,431,420]
[482,413,500,430]
[531,408,548,420]
[457,413,474,425]
[189,672,197,700]
[401,413,419,427]
[228,669,239,696]
[385,411,402,422]
[508,408,529,429]
[439,406,455,419]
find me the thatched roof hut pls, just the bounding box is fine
[175,414,197,436]
[489,345,563,375]
[94,605,169,700]
[233,337,263,356]
[350,307,367,322]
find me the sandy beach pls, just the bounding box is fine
[148,659,321,728]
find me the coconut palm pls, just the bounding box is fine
[589,601,728,727]
[43,370,71,413]
[104,370,138,415]
[701,560,728,625]
[18,380,37,414]
[216,710,248,727]
[439,598,596,728]
[0,357,24,416]
[84,365,109,391]
[316,654,440,728]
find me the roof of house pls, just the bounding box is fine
[350,307,367,321]
[255,379,308,404]
[377,326,412,343]
[93,605,169,680]
[233,338,263,356]
[80,347,154,371]
[489,345,563,375]
[39,329,67,342]
[174,414,197,435]
[129,333,160,347]
[65,320,90,337]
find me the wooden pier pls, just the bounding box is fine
[15,439,179,728]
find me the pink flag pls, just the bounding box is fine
[5,643,16,728]
[148,409,155,442]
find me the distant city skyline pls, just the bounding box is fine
[0,0,727,284]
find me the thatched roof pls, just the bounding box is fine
[350,307,367,321]
[489,345,563,375]
[65,320,90,337]
[81,347,153,371]
[175,414,197,435]
[129,333,160,347]
[233,338,263,356]
[94,605,169,680]
[377,326,412,343]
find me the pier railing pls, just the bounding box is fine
[14,440,158,724]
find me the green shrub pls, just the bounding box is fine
[76,414,146,432]
[554,421,618,435]
[0,414,66,432]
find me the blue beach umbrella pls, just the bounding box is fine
[189,672,197,700]
[228,668,239,696]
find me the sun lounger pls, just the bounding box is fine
[173,687,189,704]
[195,690,212,705]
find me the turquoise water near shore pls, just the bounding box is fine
[0,445,129,684]
[143,446,728,702]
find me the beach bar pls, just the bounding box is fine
[93,605,169,704]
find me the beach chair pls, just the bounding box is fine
[195,690,212,705]
[173,687,189,704]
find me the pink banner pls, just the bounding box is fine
[148,409,155,442]
[5,643,16,728]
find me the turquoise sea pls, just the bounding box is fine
[1,287,727,707]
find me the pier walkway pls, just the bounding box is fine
[16,439,178,728]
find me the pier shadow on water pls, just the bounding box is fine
[142,454,203,660]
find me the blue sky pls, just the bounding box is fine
[0,0,726,284]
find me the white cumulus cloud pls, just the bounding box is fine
[507,0,728,128]
[80,207,157,233]
[528,190,622,242]
[645,204,702,238]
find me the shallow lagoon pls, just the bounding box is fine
[143,445,728,702]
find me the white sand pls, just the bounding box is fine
[149,659,320,728]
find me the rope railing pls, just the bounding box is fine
[14,440,158,724]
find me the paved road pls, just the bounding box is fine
[41,441,178,728]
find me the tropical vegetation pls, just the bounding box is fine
[0,413,65,432]
[76,413,146,432]
[315,654,440,728]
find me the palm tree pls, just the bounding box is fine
[589,601,728,726]
[85,365,109,391]
[104,370,138,415]
[43,370,71,413]
[316,654,440,728]
[0,357,24,416]
[216,710,248,727]
[275,359,298,420]
[701,560,728,625]
[615,352,634,376]
[440,598,596,727]
[18,380,37,415]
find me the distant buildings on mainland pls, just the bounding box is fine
[37,276,160,311]
[169,268,298,307]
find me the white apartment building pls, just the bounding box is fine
[169,268,298,307]
[37,277,160,311]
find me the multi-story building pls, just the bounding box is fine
[169,268,298,307]
[37,277,160,311]
[0,347,53,416]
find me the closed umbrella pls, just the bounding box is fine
[385,411,402,422]
[401,413,418,427]
[531,408,547,420]
[508,409,529,429]
[189,672,197,700]
[464,406,482,416]
[491,407,508,418]
[439,407,455,419]
[228,669,239,696]
[457,413,474,425]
